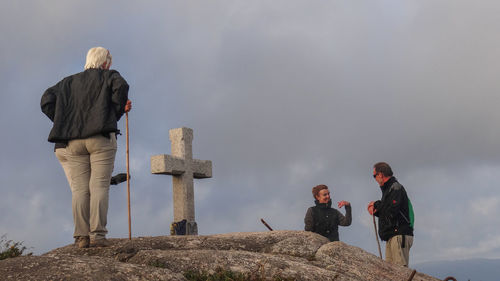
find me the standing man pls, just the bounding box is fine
[41,47,131,248]
[367,162,413,267]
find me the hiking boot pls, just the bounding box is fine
[74,236,90,248]
[90,238,111,248]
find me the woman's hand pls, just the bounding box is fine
[337,201,350,208]
[125,100,132,113]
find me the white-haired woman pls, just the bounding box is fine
[41,47,131,248]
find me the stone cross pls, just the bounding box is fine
[151,127,212,235]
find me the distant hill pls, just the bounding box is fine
[414,258,500,281]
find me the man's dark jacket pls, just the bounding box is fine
[374,177,413,241]
[304,200,352,242]
[41,68,129,143]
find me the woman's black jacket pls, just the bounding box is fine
[41,68,129,143]
[304,200,351,242]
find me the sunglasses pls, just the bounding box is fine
[373,173,378,178]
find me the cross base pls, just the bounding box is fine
[186,221,198,235]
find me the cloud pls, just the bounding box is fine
[1,1,500,264]
[440,235,500,260]
[470,197,500,217]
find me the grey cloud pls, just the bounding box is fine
[1,1,500,264]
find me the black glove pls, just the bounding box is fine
[110,173,128,185]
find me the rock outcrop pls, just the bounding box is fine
[0,231,439,281]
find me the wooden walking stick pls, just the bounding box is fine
[372,214,382,259]
[126,112,132,240]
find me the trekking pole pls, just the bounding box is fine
[126,112,132,240]
[372,214,382,259]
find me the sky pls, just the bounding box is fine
[1,0,500,268]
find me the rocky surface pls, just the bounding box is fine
[0,255,185,281]
[0,231,440,281]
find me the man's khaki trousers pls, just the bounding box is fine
[385,234,413,267]
[57,134,116,240]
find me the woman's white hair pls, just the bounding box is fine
[84,47,112,70]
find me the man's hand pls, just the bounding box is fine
[367,201,375,215]
[338,201,350,208]
[125,100,132,113]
